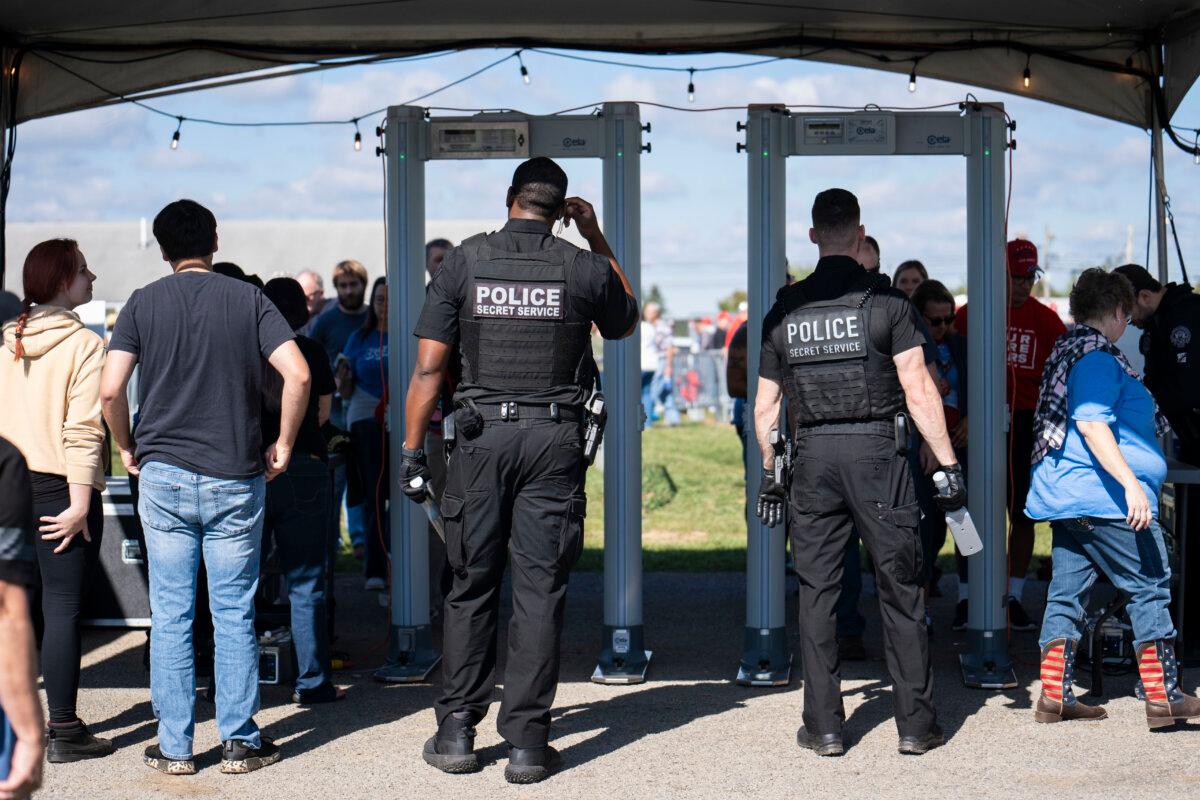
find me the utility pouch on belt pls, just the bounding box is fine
[454,399,484,440]
[894,412,911,456]
[582,391,607,467]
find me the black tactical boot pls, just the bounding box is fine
[898,724,945,755]
[504,745,560,784]
[795,726,844,756]
[422,713,479,774]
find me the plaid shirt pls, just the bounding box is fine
[1031,324,1170,464]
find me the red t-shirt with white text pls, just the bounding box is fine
[954,296,1066,412]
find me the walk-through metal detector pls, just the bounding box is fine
[738,103,1017,690]
[376,103,652,684]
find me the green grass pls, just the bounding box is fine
[577,420,752,571]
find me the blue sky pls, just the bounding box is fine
[9,48,1200,316]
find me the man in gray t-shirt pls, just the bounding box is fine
[101,199,311,776]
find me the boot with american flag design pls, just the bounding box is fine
[1137,640,1200,729]
[1033,638,1107,723]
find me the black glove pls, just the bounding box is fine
[756,475,788,528]
[399,447,431,504]
[934,463,967,512]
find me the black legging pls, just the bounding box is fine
[31,477,103,724]
[352,418,390,581]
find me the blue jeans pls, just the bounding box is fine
[1039,516,1176,651]
[138,461,265,760]
[641,371,656,423]
[265,456,333,692]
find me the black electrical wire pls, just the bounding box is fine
[33,49,519,130]
[0,49,24,289]
[1165,196,1190,286]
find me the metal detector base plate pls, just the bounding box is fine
[959,653,1018,690]
[373,655,441,684]
[591,651,652,685]
[735,662,792,687]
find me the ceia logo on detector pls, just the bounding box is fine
[562,137,587,148]
[927,134,952,146]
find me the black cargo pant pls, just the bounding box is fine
[435,416,587,748]
[788,424,936,738]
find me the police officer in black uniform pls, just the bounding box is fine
[1115,263,1200,464]
[755,189,965,756]
[401,157,638,784]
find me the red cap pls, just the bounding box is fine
[1006,239,1040,276]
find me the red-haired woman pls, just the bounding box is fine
[0,239,113,762]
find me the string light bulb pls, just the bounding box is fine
[353,120,362,152]
[908,64,917,93]
[687,68,696,103]
[1023,55,1032,89]
[170,117,182,150]
[517,51,530,85]
[1023,66,1031,89]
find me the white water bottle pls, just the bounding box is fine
[932,471,983,556]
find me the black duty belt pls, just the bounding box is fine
[475,402,583,422]
[794,420,894,437]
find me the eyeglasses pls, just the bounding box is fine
[1010,273,1039,285]
[924,315,956,327]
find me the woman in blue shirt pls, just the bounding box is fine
[336,277,390,588]
[1026,267,1200,729]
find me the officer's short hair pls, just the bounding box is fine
[1070,267,1135,324]
[811,188,861,248]
[511,157,568,217]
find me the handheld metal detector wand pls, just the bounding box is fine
[408,476,445,541]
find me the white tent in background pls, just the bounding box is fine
[3,2,1199,284]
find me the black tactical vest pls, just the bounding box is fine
[456,233,593,395]
[779,275,904,426]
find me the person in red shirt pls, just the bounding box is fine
[954,239,1066,631]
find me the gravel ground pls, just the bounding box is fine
[34,571,1200,799]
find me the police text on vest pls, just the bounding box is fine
[473,280,565,319]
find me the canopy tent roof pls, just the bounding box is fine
[3,1,1200,133]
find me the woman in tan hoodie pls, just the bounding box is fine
[0,239,114,762]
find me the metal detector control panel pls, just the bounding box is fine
[791,112,970,156]
[425,112,608,160]
[430,120,530,159]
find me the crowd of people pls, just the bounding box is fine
[0,168,1197,792]
[0,199,462,787]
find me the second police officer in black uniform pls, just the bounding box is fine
[1115,263,1200,464]
[754,188,966,757]
[401,157,639,784]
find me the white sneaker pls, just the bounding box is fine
[364,577,386,591]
